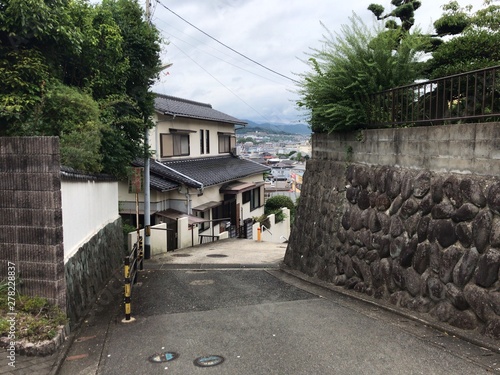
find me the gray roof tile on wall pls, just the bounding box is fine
[154,94,247,125]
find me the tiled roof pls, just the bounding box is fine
[150,174,179,192]
[154,94,247,125]
[159,155,270,188]
[134,155,270,190]
[130,160,179,192]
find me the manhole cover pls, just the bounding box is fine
[172,253,192,257]
[206,254,228,258]
[148,352,179,363]
[193,355,225,367]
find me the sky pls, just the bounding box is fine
[149,0,488,124]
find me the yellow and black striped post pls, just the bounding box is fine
[124,255,132,320]
[138,235,144,272]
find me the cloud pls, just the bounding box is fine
[152,0,486,124]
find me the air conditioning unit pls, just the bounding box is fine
[230,147,238,156]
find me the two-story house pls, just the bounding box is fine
[119,94,270,250]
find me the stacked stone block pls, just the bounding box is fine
[64,219,123,325]
[0,137,65,309]
[285,159,500,339]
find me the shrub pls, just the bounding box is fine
[265,195,295,213]
[265,195,296,223]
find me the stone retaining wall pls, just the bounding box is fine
[64,219,123,325]
[285,125,500,339]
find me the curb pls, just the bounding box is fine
[0,323,68,357]
[48,325,78,375]
[278,263,500,355]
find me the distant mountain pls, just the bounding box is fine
[239,120,311,135]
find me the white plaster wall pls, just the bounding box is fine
[151,115,235,160]
[252,208,290,243]
[62,180,119,261]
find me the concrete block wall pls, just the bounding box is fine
[0,137,66,309]
[0,137,125,326]
[313,122,500,176]
[285,123,500,339]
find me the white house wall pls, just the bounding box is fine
[119,182,177,215]
[62,180,119,261]
[151,115,236,160]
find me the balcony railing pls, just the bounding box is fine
[368,65,500,127]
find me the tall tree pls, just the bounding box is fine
[97,0,162,177]
[0,0,83,133]
[424,0,500,78]
[0,0,163,176]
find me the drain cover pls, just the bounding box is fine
[193,355,225,367]
[206,254,228,258]
[172,253,192,257]
[148,352,179,363]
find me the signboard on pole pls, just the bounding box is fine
[128,167,144,194]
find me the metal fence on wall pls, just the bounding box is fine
[368,65,500,127]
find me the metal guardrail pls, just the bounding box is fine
[123,235,143,321]
[368,65,500,127]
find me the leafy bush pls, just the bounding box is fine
[122,222,137,237]
[265,195,295,213]
[297,13,424,133]
[264,195,295,224]
[254,214,272,228]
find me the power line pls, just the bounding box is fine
[155,0,299,84]
[157,26,290,87]
[167,40,275,123]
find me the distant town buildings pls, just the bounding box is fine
[236,129,310,203]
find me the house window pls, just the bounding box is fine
[206,130,210,154]
[200,130,204,154]
[218,133,235,153]
[243,187,261,211]
[160,132,190,157]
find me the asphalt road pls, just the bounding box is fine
[88,268,499,375]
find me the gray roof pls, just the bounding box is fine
[154,94,247,125]
[150,174,179,192]
[133,155,270,190]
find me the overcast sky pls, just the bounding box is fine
[149,0,488,124]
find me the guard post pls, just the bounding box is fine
[123,237,141,322]
[123,167,145,322]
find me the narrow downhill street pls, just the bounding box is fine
[56,239,500,375]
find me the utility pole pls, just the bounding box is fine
[144,0,151,260]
